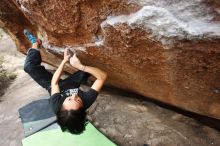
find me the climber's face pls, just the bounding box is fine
[62,95,83,110]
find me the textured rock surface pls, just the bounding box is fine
[1,30,220,146]
[0,0,220,119]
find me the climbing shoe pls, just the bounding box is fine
[23,29,42,45]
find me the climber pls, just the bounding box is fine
[23,29,107,134]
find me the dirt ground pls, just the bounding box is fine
[0,29,220,146]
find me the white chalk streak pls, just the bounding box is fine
[101,5,220,45]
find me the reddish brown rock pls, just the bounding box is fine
[0,0,219,119]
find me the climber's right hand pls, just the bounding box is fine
[70,54,83,70]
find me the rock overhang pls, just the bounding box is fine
[0,0,219,119]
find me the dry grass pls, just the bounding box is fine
[0,56,17,98]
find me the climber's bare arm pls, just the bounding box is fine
[51,61,64,95]
[84,66,107,92]
[70,55,107,92]
[51,49,70,95]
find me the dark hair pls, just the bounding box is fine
[57,107,87,134]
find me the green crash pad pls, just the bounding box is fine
[22,122,116,146]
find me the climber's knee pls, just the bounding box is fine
[24,61,38,74]
[23,63,32,73]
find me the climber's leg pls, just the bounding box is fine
[24,48,53,92]
[23,29,52,92]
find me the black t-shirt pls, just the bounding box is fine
[49,88,98,113]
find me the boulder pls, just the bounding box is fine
[0,0,219,119]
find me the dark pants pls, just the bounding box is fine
[24,49,89,95]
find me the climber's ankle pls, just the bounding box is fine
[32,42,39,49]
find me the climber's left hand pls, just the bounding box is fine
[63,48,71,63]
